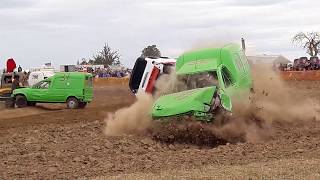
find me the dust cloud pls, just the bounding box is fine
[215,64,320,143]
[104,93,153,136]
[104,57,320,144]
[247,65,320,122]
[153,71,184,98]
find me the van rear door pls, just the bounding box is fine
[84,75,93,102]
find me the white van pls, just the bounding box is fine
[129,57,176,94]
[28,71,55,87]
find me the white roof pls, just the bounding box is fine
[145,57,176,64]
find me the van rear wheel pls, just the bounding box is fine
[78,102,87,109]
[67,97,79,109]
[16,95,27,108]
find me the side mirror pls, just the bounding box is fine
[220,93,232,112]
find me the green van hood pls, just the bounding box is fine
[12,87,30,95]
[152,86,216,118]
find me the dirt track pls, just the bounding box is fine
[0,82,320,179]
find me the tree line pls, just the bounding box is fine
[78,44,162,67]
[78,32,320,67]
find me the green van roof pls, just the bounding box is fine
[176,44,241,75]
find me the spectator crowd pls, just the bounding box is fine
[278,56,320,71]
[79,67,131,78]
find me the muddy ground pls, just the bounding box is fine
[0,82,320,179]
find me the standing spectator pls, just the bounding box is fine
[310,57,317,70]
[18,65,22,72]
[293,59,299,71]
[11,75,20,91]
[316,57,320,70]
[21,72,29,86]
[299,57,308,71]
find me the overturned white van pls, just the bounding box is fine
[129,57,176,94]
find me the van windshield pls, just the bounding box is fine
[177,71,218,91]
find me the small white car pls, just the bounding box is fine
[129,57,176,94]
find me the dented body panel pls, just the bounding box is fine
[152,87,216,117]
[152,44,252,121]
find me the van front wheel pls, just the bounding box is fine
[67,97,79,109]
[16,95,28,108]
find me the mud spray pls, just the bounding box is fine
[104,93,153,136]
[104,63,320,146]
[103,67,181,136]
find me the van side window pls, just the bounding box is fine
[35,81,50,89]
[221,67,234,87]
[40,81,50,89]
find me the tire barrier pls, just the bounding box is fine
[93,77,129,86]
[280,71,320,81]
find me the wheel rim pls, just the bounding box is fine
[68,100,76,108]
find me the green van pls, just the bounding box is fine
[12,72,93,109]
[152,44,252,121]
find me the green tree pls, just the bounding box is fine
[93,43,121,67]
[141,45,161,58]
[292,32,320,56]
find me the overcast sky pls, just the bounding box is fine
[0,0,319,69]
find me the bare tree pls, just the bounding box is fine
[292,32,320,56]
[141,45,161,58]
[93,43,121,67]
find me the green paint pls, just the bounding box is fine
[152,87,216,117]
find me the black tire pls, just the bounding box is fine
[15,95,27,108]
[78,102,87,109]
[27,102,36,106]
[67,97,79,109]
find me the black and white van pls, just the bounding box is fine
[129,57,176,94]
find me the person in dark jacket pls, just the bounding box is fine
[18,65,22,72]
[11,75,20,91]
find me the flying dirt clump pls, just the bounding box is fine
[104,93,154,136]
